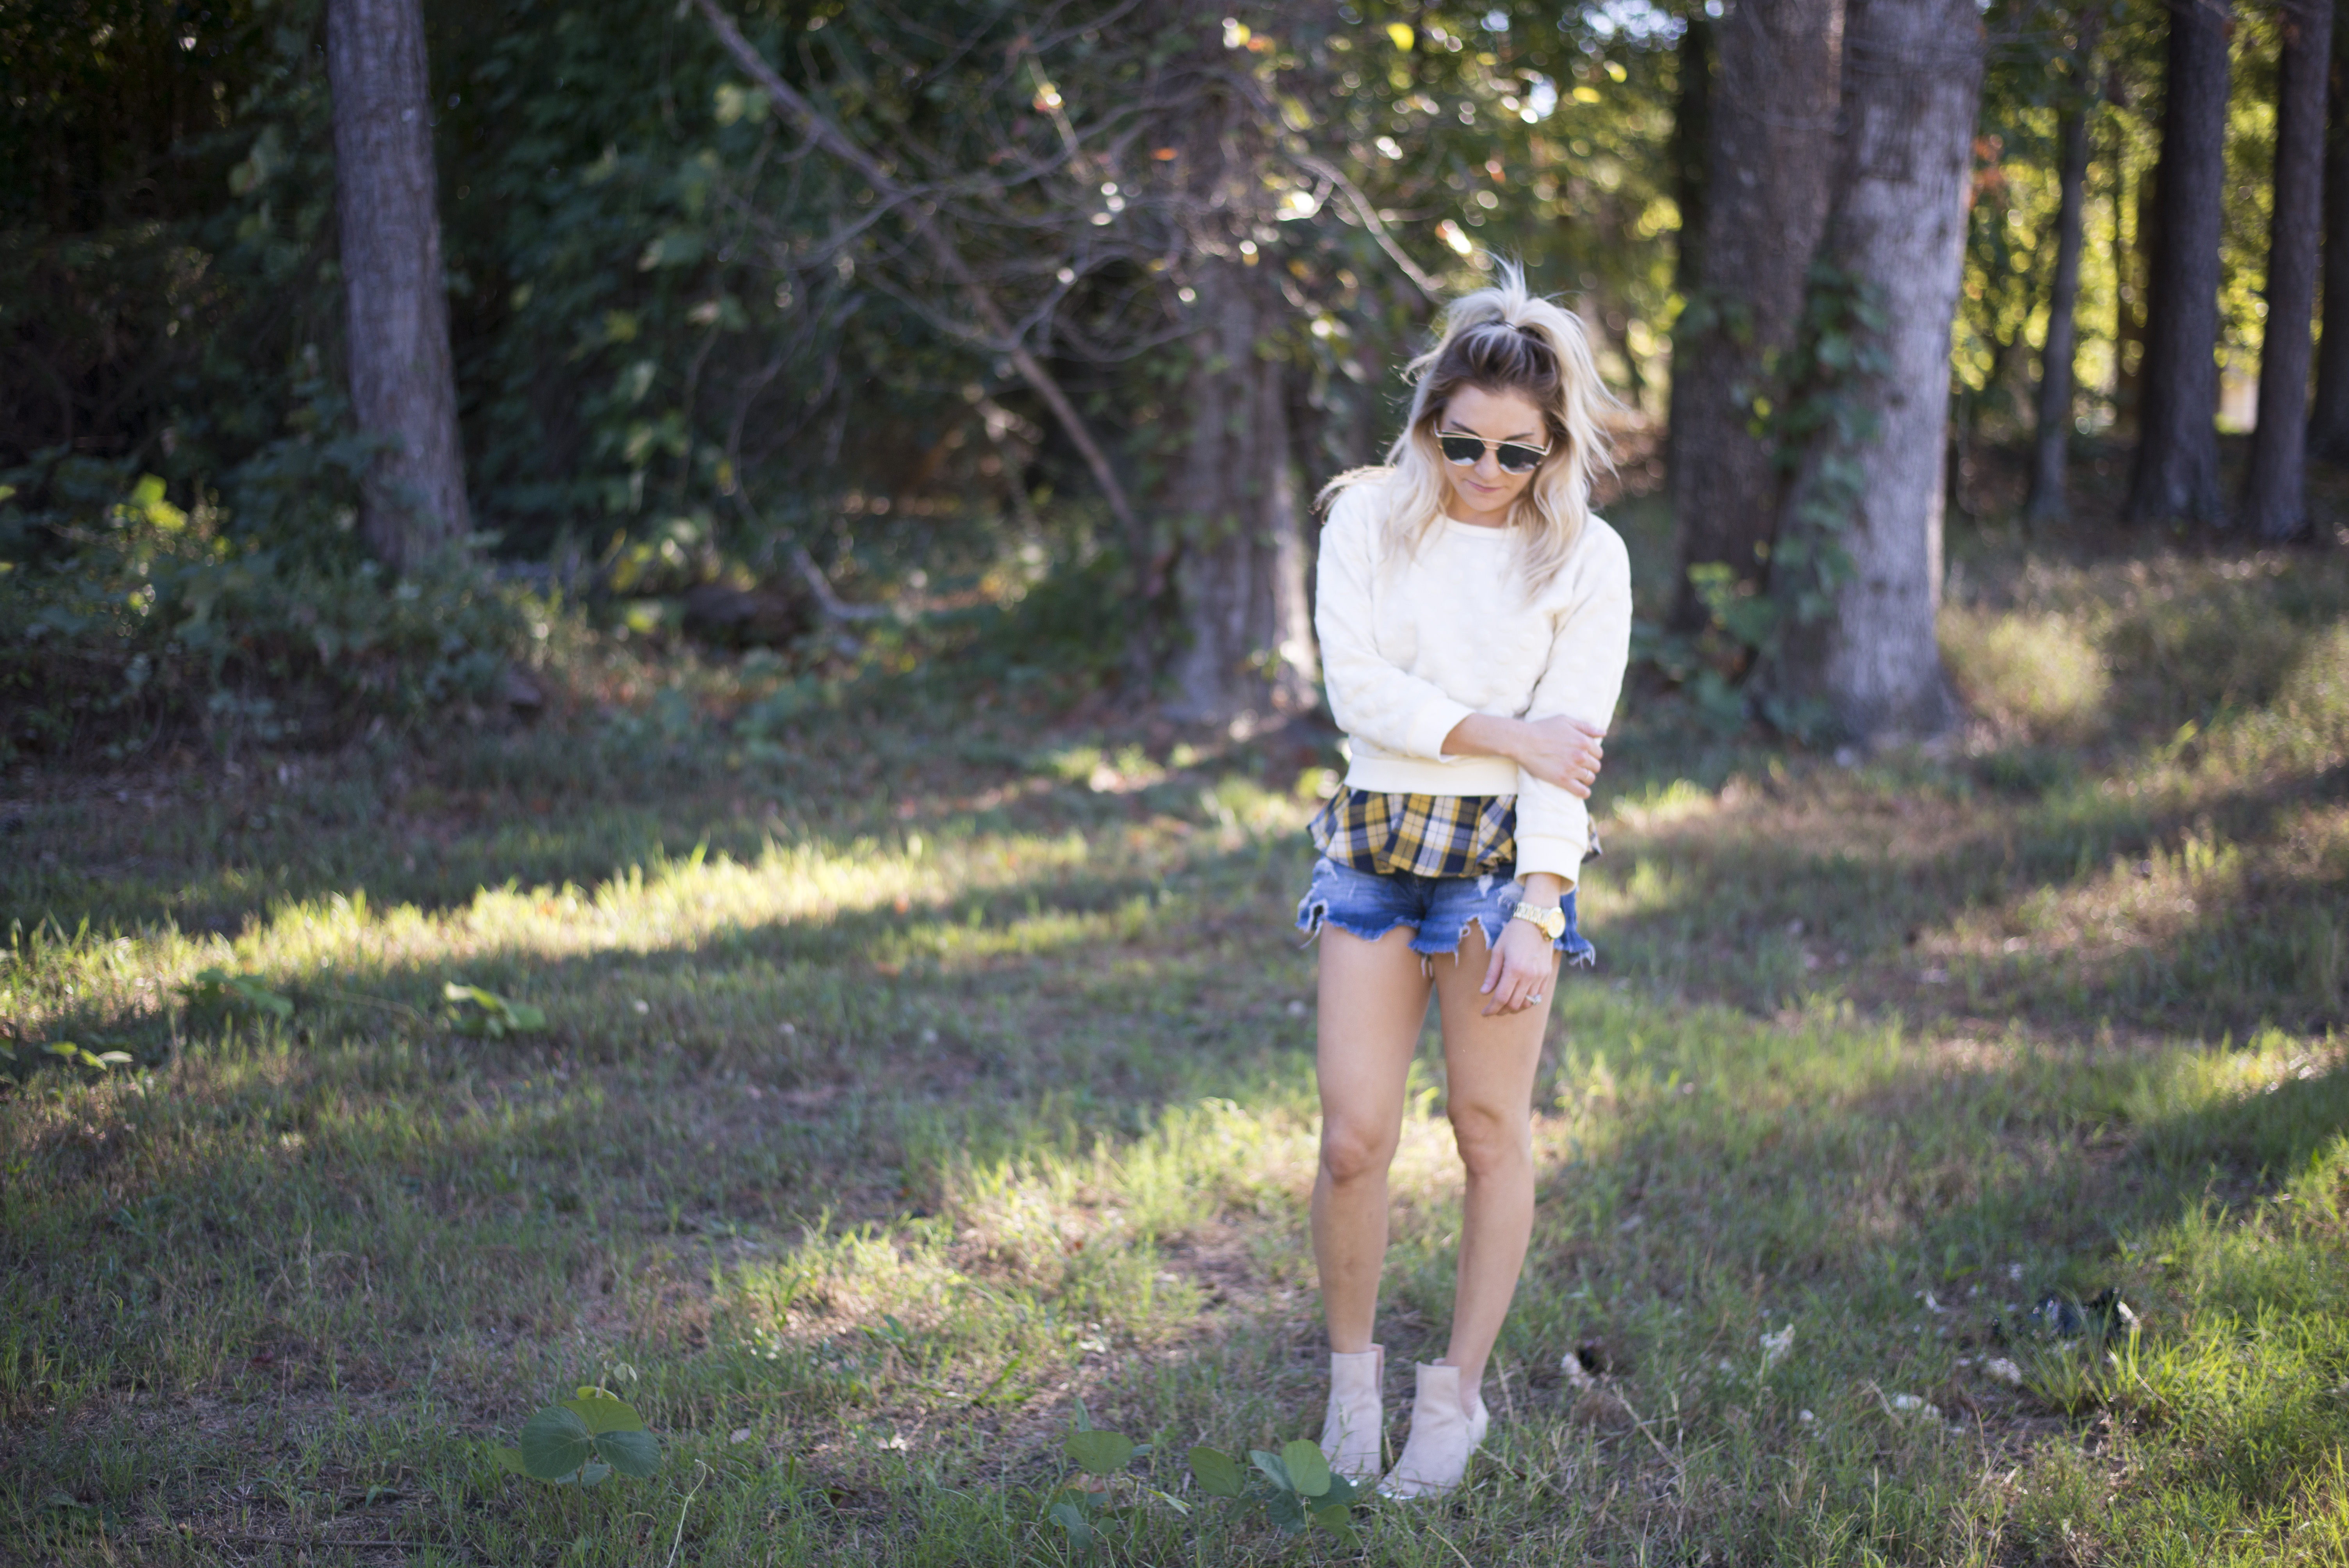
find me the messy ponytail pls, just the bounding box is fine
[1321,261,1613,595]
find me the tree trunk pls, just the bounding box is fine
[2025,96,2093,522]
[2124,0,2233,527]
[1766,0,1982,743]
[2304,0,2349,462]
[2111,103,2149,432]
[1665,0,1844,634]
[1661,16,1710,495]
[327,0,469,573]
[1164,263,1318,726]
[1665,16,1712,314]
[2243,0,2334,539]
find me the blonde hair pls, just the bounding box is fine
[1321,262,1613,596]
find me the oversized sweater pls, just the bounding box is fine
[1314,472,1634,887]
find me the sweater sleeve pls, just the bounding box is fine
[1512,524,1634,887]
[1315,486,1476,763]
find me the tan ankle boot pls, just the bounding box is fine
[1378,1361,1490,1499]
[1319,1344,1385,1481]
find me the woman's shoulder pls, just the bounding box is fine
[1317,467,1397,536]
[1538,512,1632,603]
[1574,513,1631,574]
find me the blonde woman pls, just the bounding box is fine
[1299,267,1632,1499]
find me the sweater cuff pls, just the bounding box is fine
[1511,834,1584,889]
[1407,695,1478,763]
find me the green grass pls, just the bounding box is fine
[6,519,2349,1563]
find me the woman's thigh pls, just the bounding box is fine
[1429,926,1552,1139]
[1316,926,1431,1152]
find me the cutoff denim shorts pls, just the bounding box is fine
[1294,857,1597,968]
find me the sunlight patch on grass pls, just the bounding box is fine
[10,830,1104,1037]
[716,1095,1317,1414]
[1609,776,1718,831]
[1941,605,2110,738]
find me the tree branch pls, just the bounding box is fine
[1289,153,1442,299]
[690,0,1149,578]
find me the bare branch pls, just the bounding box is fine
[1290,153,1442,300]
[691,0,1148,573]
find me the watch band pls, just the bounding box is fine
[1510,901,1565,941]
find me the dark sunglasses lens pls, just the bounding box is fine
[1496,443,1545,473]
[1437,435,1484,466]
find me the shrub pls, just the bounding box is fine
[0,465,557,762]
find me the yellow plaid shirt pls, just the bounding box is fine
[1308,790,1517,878]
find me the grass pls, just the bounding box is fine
[5,496,2349,1564]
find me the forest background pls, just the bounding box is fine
[5,0,2328,752]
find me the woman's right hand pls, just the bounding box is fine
[1512,715,1606,798]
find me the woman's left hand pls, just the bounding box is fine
[1480,917,1558,1017]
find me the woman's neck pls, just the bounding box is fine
[1445,488,1514,529]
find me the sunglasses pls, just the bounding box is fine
[1435,429,1552,474]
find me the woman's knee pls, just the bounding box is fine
[1319,1121,1400,1185]
[1447,1106,1531,1178]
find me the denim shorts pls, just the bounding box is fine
[1294,857,1597,968]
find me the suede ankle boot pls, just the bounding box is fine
[1378,1361,1489,1499]
[1318,1344,1385,1481]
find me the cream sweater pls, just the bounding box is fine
[1315,473,1634,887]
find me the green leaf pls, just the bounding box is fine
[1319,1473,1360,1507]
[1313,1502,1359,1544]
[183,967,293,1019]
[1248,1448,1293,1493]
[442,982,545,1039]
[1280,1438,1331,1499]
[562,1461,613,1488]
[561,1389,645,1434]
[1048,1500,1096,1552]
[518,1404,595,1481]
[1064,1428,1136,1477]
[597,1428,660,1478]
[1188,1445,1245,1499]
[1264,1487,1310,1534]
[492,1446,528,1475]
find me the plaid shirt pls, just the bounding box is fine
[1308,789,1518,878]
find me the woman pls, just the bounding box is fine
[1299,266,1631,1499]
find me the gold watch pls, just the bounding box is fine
[1510,901,1565,941]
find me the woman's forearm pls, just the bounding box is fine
[1441,712,1528,765]
[1518,872,1566,904]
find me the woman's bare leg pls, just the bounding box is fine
[1312,926,1432,1353]
[1426,924,1555,1402]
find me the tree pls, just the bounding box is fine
[1766,0,1983,742]
[2023,17,2106,524]
[2303,0,2349,462]
[1164,259,1318,722]
[326,0,470,572]
[2123,0,2233,527]
[2242,0,2334,539]
[1665,0,1845,635]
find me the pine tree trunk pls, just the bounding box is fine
[2112,114,2149,432]
[1665,0,1843,634]
[1164,263,1317,725]
[1767,0,1982,743]
[2025,96,2093,522]
[2124,0,2233,527]
[1664,16,1712,312]
[2305,1,2349,462]
[2243,0,2335,539]
[327,0,470,572]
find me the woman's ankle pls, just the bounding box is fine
[1433,1358,1483,1414]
